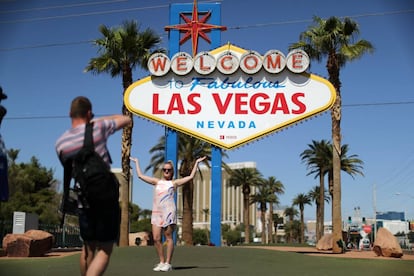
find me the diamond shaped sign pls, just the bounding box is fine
[124,44,336,150]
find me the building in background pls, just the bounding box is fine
[377,211,405,221]
[305,208,412,246]
[255,206,288,242]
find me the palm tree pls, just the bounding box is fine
[284,220,302,244]
[263,177,284,243]
[292,193,312,243]
[303,142,363,242]
[307,185,330,241]
[145,133,228,245]
[250,180,280,244]
[290,16,373,253]
[85,20,162,246]
[284,206,298,243]
[300,139,331,241]
[228,168,262,244]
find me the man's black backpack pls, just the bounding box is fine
[72,122,119,208]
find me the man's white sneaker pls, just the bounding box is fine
[160,263,172,272]
[153,263,165,271]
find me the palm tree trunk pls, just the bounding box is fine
[119,106,133,247]
[332,108,342,253]
[329,54,343,253]
[289,216,294,243]
[260,204,266,244]
[300,207,304,243]
[182,181,194,245]
[329,171,334,240]
[315,203,320,242]
[243,193,250,244]
[119,67,133,247]
[268,204,274,244]
[317,169,325,242]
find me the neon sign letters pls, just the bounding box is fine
[148,49,310,76]
[125,44,335,149]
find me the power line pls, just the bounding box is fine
[343,101,414,107]
[229,9,414,30]
[0,40,93,51]
[0,0,222,24]
[3,100,414,121]
[0,0,128,14]
[0,4,169,24]
[0,7,413,51]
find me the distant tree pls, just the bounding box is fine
[300,139,331,241]
[250,182,274,244]
[0,150,60,224]
[251,176,284,244]
[284,206,298,243]
[284,220,301,244]
[140,209,152,220]
[228,168,262,244]
[307,185,330,240]
[264,177,284,243]
[129,203,151,233]
[131,218,151,233]
[129,202,141,222]
[292,193,312,243]
[301,140,364,242]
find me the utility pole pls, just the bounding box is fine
[373,183,377,241]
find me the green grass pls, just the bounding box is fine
[0,246,412,276]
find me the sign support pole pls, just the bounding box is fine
[167,2,223,246]
[208,5,223,248]
[166,4,180,245]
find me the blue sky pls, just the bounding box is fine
[1,0,413,222]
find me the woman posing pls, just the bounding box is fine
[130,156,206,272]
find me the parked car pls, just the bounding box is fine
[359,238,370,250]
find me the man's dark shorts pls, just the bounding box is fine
[79,203,120,242]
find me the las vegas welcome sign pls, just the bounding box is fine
[124,44,336,150]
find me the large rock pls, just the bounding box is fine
[2,230,54,257]
[316,233,333,250]
[129,231,153,246]
[373,227,403,258]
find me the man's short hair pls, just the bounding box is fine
[70,96,92,118]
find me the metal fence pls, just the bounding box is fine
[0,220,82,248]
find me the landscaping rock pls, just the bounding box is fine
[316,233,333,250]
[373,227,403,258]
[2,230,54,257]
